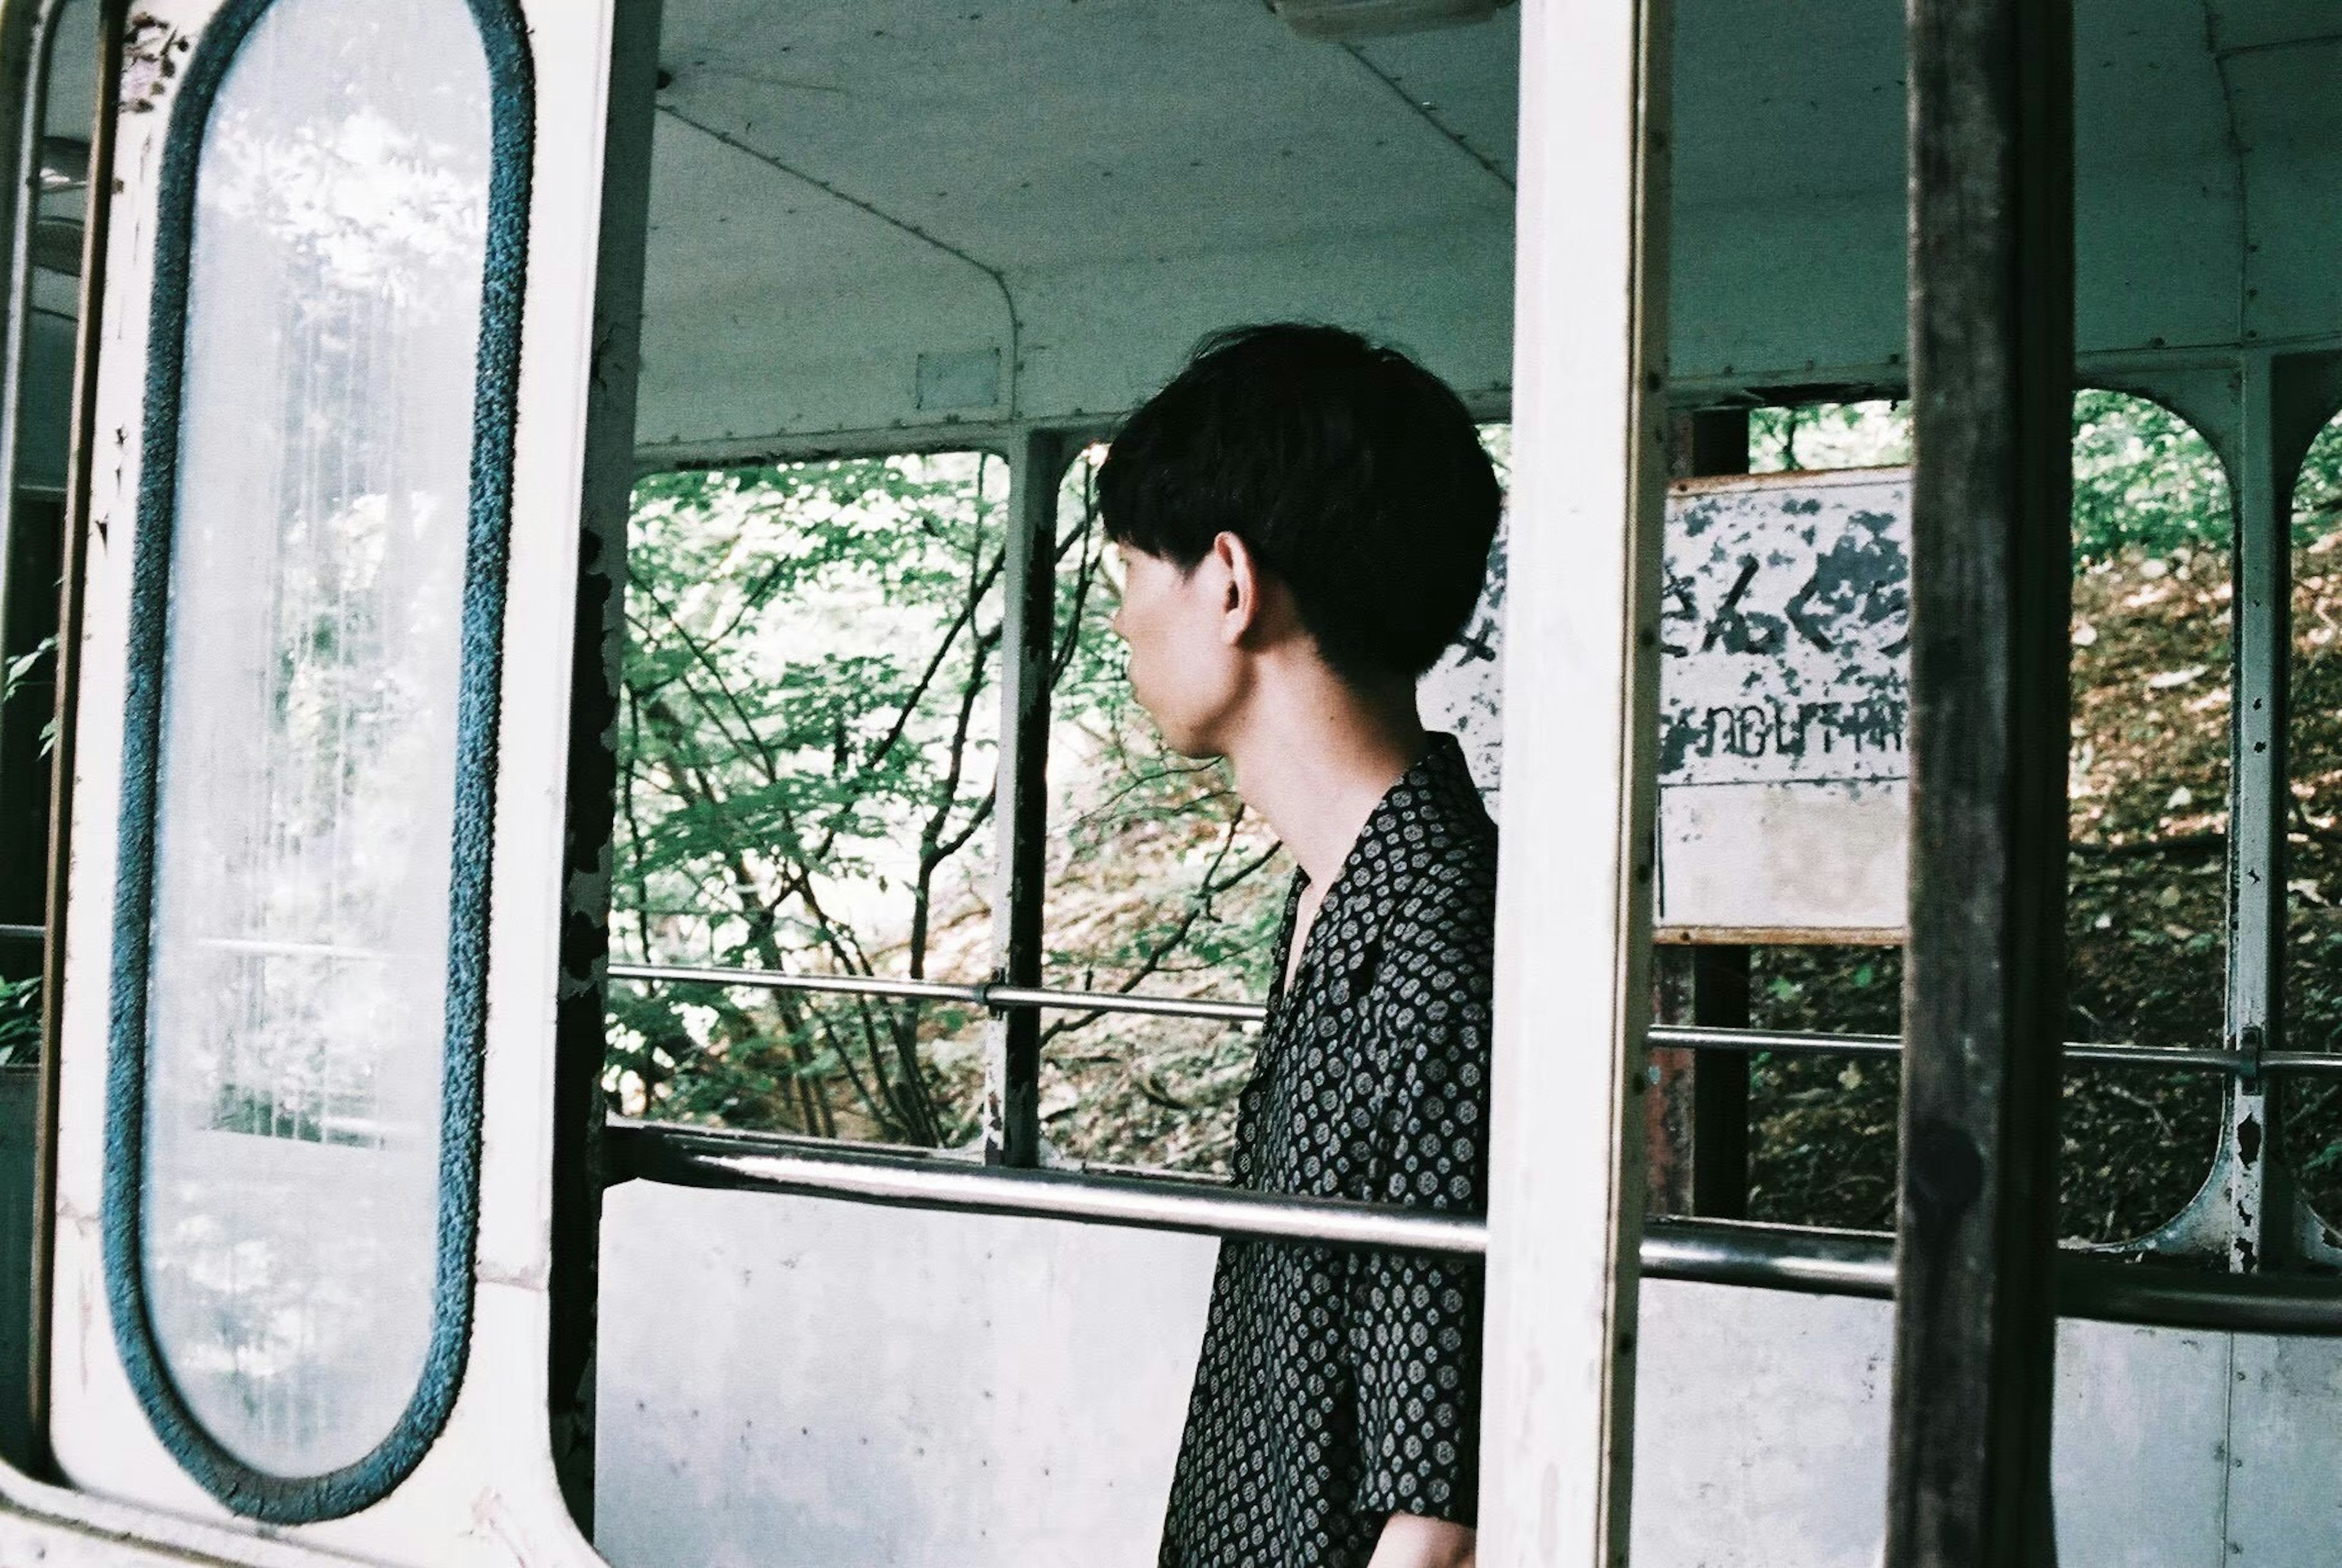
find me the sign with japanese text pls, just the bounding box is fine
[1417,463,1911,939]
[1655,468,1911,937]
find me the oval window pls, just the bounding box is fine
[106,0,528,1516]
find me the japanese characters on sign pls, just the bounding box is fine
[1656,468,1911,937]
[1417,464,1911,939]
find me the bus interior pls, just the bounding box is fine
[0,1,2335,1565]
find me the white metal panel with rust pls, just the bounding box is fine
[32,0,632,1561]
[592,1190,2337,1566]
[593,1183,1215,1568]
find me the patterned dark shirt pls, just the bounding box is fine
[1159,733,1497,1568]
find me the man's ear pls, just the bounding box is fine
[1212,531,1263,646]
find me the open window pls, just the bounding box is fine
[592,9,1555,1566]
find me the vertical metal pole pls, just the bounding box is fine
[1649,948,1748,1217]
[1651,409,1751,1219]
[546,0,662,1530]
[2216,353,2288,1270]
[1686,945,1749,1217]
[1647,950,1696,1214]
[1889,0,2071,1560]
[983,428,1061,1167]
[2146,358,2297,1272]
[29,0,121,1478]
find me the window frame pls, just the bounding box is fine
[98,0,534,1522]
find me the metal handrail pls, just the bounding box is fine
[613,1119,1485,1255]
[606,960,2342,1075]
[606,1119,2342,1336]
[606,961,1268,1022]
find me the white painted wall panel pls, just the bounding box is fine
[594,1183,1216,1568]
[2223,1336,2342,1566]
[595,1191,2333,1568]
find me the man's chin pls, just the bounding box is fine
[1152,721,1227,763]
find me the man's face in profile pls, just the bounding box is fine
[1110,541,1242,759]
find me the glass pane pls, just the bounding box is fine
[608,454,1009,1147]
[2283,415,2342,1218]
[139,0,492,1475]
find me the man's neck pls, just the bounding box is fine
[1219,662,1427,889]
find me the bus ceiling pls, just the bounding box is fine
[625,0,2340,459]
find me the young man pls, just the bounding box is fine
[1100,324,1502,1568]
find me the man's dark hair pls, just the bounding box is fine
[1097,323,1501,684]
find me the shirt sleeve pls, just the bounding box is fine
[1344,904,1491,1525]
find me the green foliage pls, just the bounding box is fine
[608,449,1289,1158]
[0,977,37,1066]
[609,399,2342,1198]
[1749,399,1910,473]
[2,634,56,762]
[2296,418,2342,547]
[2071,389,2231,560]
[2,635,52,708]
[1736,391,2247,1242]
[611,453,1010,1145]
[1042,451,1287,1003]
[1753,390,2241,563]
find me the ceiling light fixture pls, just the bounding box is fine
[1270,0,1513,41]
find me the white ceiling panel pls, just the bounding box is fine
[632,0,2337,446]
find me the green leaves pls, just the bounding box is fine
[2071,390,2232,562]
[0,977,37,1066]
[608,446,1293,1164]
[613,452,1009,1144]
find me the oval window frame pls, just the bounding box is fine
[100,0,534,1522]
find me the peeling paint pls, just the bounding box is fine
[118,15,190,116]
[1654,470,1912,934]
[1660,471,1911,790]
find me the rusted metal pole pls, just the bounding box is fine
[983,428,1062,1167]
[1651,939,1752,1217]
[545,0,664,1530]
[1652,407,1750,1219]
[1887,0,2071,1560]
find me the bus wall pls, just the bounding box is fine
[596,1183,2342,1567]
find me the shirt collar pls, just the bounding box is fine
[1275,731,1483,998]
